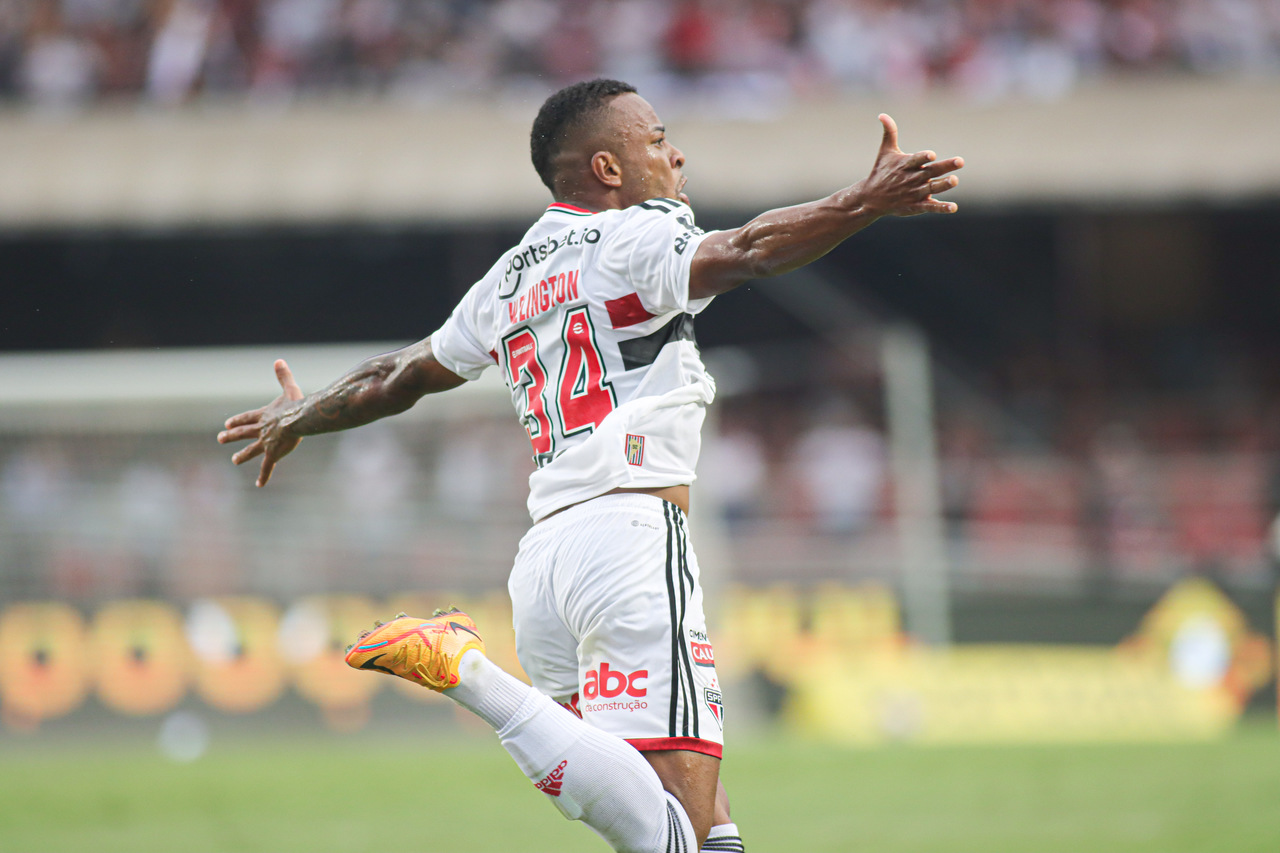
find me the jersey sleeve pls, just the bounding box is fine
[611,200,717,317]
[430,269,501,382]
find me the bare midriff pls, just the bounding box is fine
[538,484,690,523]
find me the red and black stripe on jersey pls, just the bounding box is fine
[618,313,696,372]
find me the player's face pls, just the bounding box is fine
[607,93,687,207]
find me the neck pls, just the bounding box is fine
[553,180,628,213]
[554,194,620,213]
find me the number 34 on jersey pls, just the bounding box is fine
[502,305,616,467]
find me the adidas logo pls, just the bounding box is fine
[534,759,568,797]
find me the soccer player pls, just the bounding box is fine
[218,79,961,853]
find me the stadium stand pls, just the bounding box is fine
[1,0,1278,110]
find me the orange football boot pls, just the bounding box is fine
[344,608,486,692]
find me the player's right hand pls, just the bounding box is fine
[860,114,963,218]
[217,359,305,487]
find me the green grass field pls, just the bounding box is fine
[2,722,1278,853]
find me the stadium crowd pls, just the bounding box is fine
[1,0,1277,110]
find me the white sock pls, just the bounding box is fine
[449,650,698,853]
[449,648,530,729]
[701,823,745,852]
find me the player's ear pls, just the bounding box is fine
[590,151,623,189]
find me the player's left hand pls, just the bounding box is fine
[860,114,964,217]
[216,359,305,487]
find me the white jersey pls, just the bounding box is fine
[431,198,718,522]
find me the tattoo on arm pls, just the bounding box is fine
[280,339,463,438]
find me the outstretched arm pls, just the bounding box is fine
[688,114,963,299]
[216,336,465,487]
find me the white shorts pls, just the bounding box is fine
[508,494,723,758]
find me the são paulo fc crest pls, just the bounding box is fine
[704,688,723,729]
[626,433,645,466]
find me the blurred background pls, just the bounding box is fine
[1,1,1279,851]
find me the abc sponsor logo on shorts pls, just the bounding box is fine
[691,641,715,667]
[584,662,648,699]
[583,663,649,712]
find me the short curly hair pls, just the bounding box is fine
[530,78,637,194]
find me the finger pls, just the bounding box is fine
[232,440,265,466]
[916,199,959,214]
[257,456,277,488]
[223,408,265,429]
[878,114,900,153]
[922,156,965,177]
[905,149,937,169]
[927,174,959,195]
[275,359,304,401]
[217,424,261,444]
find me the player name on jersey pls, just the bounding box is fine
[506,269,580,324]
